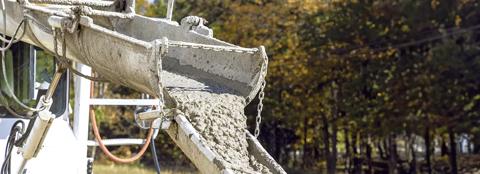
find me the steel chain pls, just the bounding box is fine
[254,50,268,138]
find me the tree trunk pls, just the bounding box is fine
[314,130,321,160]
[328,86,338,174]
[424,126,432,174]
[441,138,449,156]
[331,121,338,174]
[409,136,417,174]
[352,132,361,174]
[377,140,386,160]
[273,122,280,162]
[468,138,473,154]
[352,133,358,155]
[322,114,335,174]
[303,116,308,168]
[474,133,480,154]
[448,127,458,174]
[388,134,397,174]
[293,146,298,167]
[345,127,351,174]
[366,140,373,174]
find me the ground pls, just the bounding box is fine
[93,164,197,174]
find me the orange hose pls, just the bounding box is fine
[90,109,153,163]
[89,81,154,163]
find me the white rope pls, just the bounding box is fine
[29,0,114,7]
[0,90,28,118]
[0,19,27,51]
[0,15,42,112]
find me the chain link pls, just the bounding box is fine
[254,50,268,138]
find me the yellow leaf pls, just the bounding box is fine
[455,15,462,27]
[401,25,410,32]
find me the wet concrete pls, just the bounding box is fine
[169,90,271,174]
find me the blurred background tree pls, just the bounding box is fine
[92,0,480,173]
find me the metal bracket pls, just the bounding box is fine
[47,15,78,33]
[180,16,213,37]
[137,109,179,130]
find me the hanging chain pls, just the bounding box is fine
[254,50,268,138]
[53,28,66,67]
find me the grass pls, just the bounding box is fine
[93,164,197,174]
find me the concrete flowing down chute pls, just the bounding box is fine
[0,0,286,173]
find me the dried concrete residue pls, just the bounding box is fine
[169,90,271,174]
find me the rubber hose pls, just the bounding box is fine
[90,81,153,163]
[90,109,154,163]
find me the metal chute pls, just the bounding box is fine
[1,0,267,104]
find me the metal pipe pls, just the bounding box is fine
[1,0,5,11]
[19,110,56,174]
[28,45,36,99]
[17,159,27,174]
[166,0,174,20]
[43,67,65,102]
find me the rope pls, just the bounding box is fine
[69,66,108,82]
[0,19,43,113]
[28,0,114,7]
[23,2,135,19]
[52,28,107,82]
[0,88,27,118]
[0,19,27,45]
[0,19,26,51]
[3,105,27,118]
[89,81,153,163]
